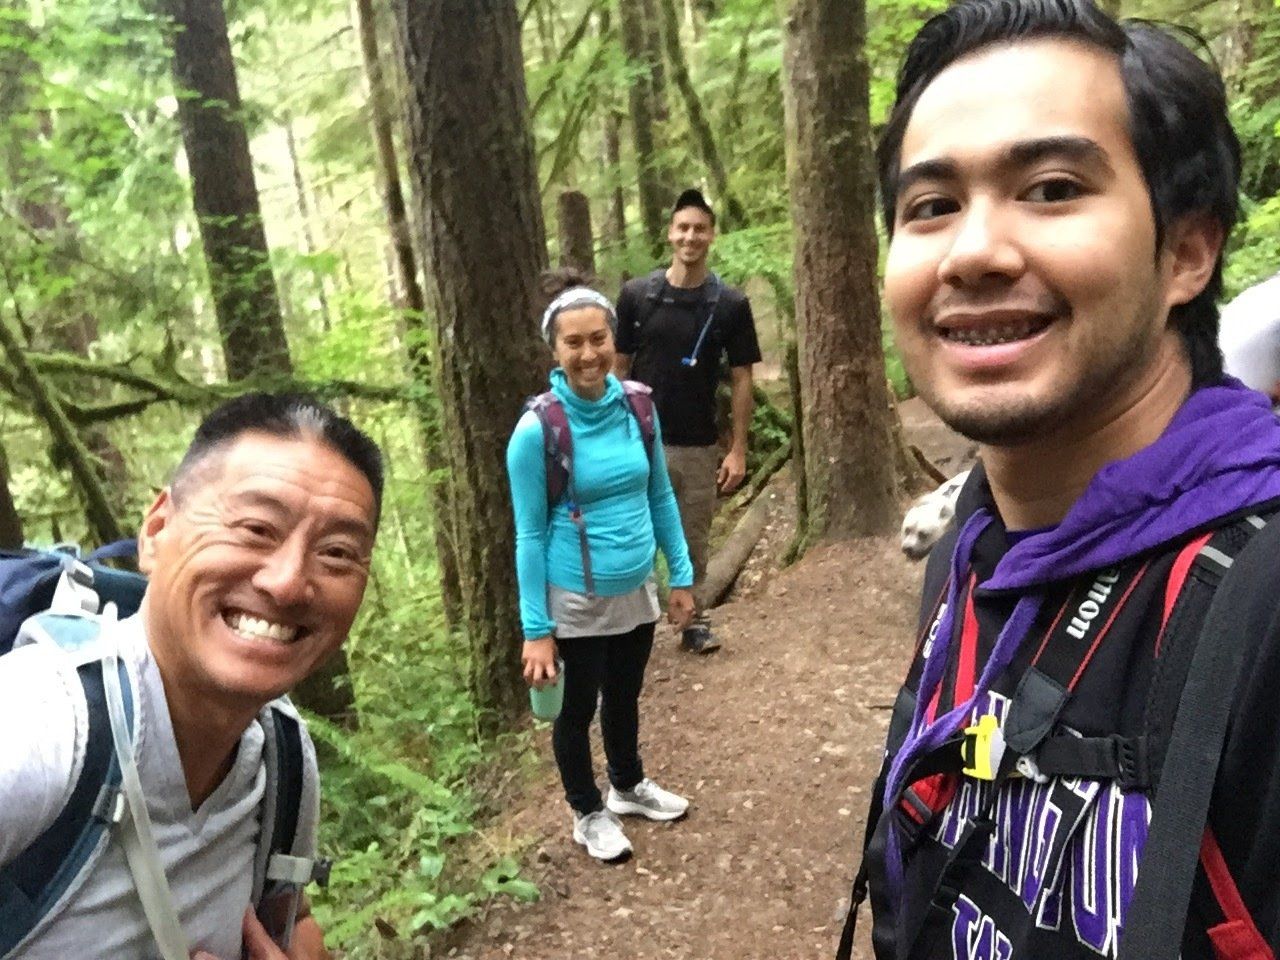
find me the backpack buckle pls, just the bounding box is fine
[1111,734,1150,790]
[960,715,1005,781]
[50,565,100,616]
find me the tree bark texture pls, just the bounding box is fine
[617,0,670,254]
[782,0,901,540]
[283,119,333,332]
[0,439,23,549]
[352,0,462,626]
[165,0,293,381]
[556,190,597,274]
[596,9,628,260]
[399,0,551,718]
[655,0,744,229]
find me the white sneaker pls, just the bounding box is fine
[572,809,633,861]
[606,778,690,821]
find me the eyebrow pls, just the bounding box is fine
[895,135,1116,201]
[227,491,374,541]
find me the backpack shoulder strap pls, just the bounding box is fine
[630,269,668,339]
[0,621,129,957]
[620,380,656,461]
[1120,512,1280,960]
[252,699,325,935]
[525,391,572,510]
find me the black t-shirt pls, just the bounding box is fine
[868,479,1280,959]
[615,271,762,447]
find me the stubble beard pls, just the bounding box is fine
[915,311,1159,448]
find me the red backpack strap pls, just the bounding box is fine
[1199,827,1275,960]
[621,380,656,461]
[525,392,572,508]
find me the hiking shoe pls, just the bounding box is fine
[572,809,633,861]
[607,778,690,822]
[680,623,721,654]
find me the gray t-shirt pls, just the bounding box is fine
[0,613,272,959]
[548,577,660,638]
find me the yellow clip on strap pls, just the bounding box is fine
[961,714,1005,781]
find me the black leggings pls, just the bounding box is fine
[552,621,656,815]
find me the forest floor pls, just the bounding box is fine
[435,400,972,960]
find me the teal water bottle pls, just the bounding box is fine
[529,657,565,720]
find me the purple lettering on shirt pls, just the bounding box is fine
[951,895,1015,960]
[1116,788,1150,926]
[1071,787,1115,954]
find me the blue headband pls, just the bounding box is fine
[540,287,617,345]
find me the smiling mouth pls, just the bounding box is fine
[223,609,303,645]
[938,314,1055,346]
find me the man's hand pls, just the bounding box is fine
[667,588,695,630]
[522,636,558,688]
[717,447,747,494]
[191,908,329,960]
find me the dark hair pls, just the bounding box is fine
[876,0,1240,385]
[539,267,616,346]
[672,188,716,226]
[172,392,384,525]
[540,266,598,302]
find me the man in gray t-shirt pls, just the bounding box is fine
[0,393,383,959]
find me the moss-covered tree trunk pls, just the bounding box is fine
[557,190,596,274]
[352,0,463,627]
[165,0,292,381]
[656,0,744,228]
[398,0,550,719]
[781,0,901,541]
[0,440,23,549]
[618,0,670,255]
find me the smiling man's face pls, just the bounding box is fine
[139,431,376,710]
[884,39,1194,445]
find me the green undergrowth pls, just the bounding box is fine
[303,456,543,957]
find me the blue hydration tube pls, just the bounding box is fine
[681,274,722,368]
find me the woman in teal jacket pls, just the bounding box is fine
[507,270,696,863]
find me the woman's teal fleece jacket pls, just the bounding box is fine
[507,370,695,640]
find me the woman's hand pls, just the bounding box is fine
[667,588,695,630]
[522,636,559,688]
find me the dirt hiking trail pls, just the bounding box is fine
[440,403,969,960]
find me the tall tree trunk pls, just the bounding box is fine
[557,190,596,274]
[617,0,669,255]
[351,0,463,626]
[166,0,356,719]
[639,0,670,126]
[655,0,744,228]
[282,119,333,333]
[399,0,551,719]
[597,8,627,261]
[165,0,292,381]
[782,0,901,541]
[0,439,23,549]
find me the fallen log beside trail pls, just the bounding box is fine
[726,439,792,515]
[699,475,779,610]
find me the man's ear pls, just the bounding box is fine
[1163,213,1224,311]
[136,488,174,576]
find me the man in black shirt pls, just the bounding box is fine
[614,189,762,654]
[852,2,1280,958]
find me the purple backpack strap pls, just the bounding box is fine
[621,380,656,460]
[525,392,573,509]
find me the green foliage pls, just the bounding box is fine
[2,0,1278,955]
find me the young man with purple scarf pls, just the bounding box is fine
[850,2,1280,959]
